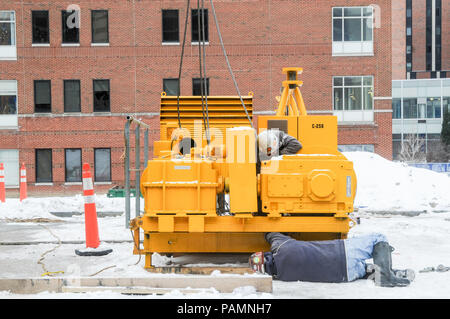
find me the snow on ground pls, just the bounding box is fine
[0,152,449,299]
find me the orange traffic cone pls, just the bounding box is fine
[19,163,27,202]
[0,163,5,203]
[75,163,112,256]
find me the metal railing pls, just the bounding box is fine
[124,115,150,228]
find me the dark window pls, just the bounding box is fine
[191,9,208,42]
[162,9,179,43]
[392,98,401,119]
[435,0,442,71]
[34,80,51,113]
[192,78,209,96]
[333,19,342,41]
[406,0,412,75]
[0,95,16,115]
[426,0,432,71]
[65,148,82,182]
[64,80,81,112]
[163,78,180,96]
[403,98,418,119]
[62,10,80,44]
[94,148,111,182]
[0,11,15,46]
[427,97,441,118]
[91,10,109,43]
[32,11,49,44]
[35,149,52,183]
[93,80,110,112]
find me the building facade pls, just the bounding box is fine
[392,0,450,160]
[0,0,392,196]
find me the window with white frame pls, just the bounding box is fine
[333,76,373,111]
[0,80,18,129]
[0,11,16,60]
[332,7,373,56]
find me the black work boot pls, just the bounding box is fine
[387,245,416,281]
[372,242,411,287]
[364,263,415,282]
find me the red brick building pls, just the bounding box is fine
[0,0,393,196]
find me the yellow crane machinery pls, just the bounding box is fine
[130,67,358,269]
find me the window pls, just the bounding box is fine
[426,0,432,71]
[0,93,16,115]
[403,98,417,119]
[93,80,110,112]
[435,0,442,71]
[32,11,49,44]
[163,78,180,96]
[0,11,16,60]
[444,97,450,114]
[0,80,17,128]
[392,98,401,119]
[65,148,82,182]
[91,10,109,44]
[162,10,179,43]
[94,148,111,182]
[338,145,375,153]
[193,78,209,96]
[35,149,52,183]
[64,80,81,112]
[62,10,80,44]
[332,7,373,56]
[427,97,441,119]
[34,80,51,113]
[333,76,373,111]
[0,149,19,187]
[191,9,208,43]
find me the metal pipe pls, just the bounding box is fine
[135,125,141,218]
[144,128,149,166]
[127,115,151,129]
[124,119,131,228]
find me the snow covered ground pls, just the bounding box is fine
[0,152,449,299]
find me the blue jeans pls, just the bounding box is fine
[344,233,388,282]
[265,232,388,282]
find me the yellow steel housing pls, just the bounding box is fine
[131,68,358,269]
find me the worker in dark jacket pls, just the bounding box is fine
[257,129,302,161]
[249,232,415,287]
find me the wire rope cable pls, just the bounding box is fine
[176,0,191,129]
[209,0,254,129]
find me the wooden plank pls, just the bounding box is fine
[62,286,206,295]
[0,276,272,294]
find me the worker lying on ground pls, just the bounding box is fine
[249,232,415,287]
[257,129,302,161]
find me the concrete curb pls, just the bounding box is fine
[50,211,124,218]
[0,240,138,245]
[0,239,138,246]
[0,276,272,294]
[360,211,425,217]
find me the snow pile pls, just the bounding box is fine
[344,152,450,213]
[0,195,134,220]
